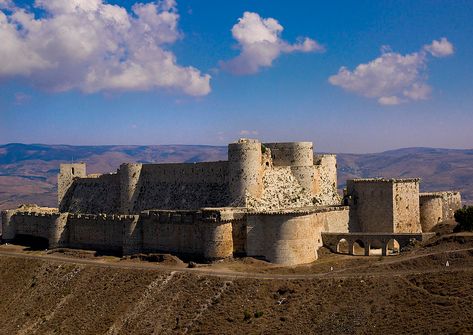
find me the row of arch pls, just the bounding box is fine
[337,238,400,256]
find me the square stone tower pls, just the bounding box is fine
[58,163,86,209]
[346,178,421,233]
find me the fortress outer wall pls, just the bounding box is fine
[245,206,349,265]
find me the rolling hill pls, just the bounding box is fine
[0,143,472,212]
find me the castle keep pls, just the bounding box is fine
[1,139,462,265]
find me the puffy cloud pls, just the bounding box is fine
[424,37,454,58]
[0,0,210,96]
[221,12,324,75]
[329,38,453,105]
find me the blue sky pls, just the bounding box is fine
[0,0,472,153]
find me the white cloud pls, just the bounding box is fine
[424,37,454,58]
[0,0,210,96]
[221,12,324,75]
[329,38,453,105]
[378,96,402,106]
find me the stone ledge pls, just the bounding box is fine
[349,178,420,183]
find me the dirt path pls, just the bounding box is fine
[0,246,471,280]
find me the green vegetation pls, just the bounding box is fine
[261,144,267,154]
[454,206,473,232]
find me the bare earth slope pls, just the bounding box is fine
[1,234,473,334]
[0,144,472,212]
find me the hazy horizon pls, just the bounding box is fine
[1,141,472,156]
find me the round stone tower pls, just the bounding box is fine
[264,142,314,167]
[419,193,444,232]
[119,163,142,214]
[228,139,263,206]
[48,213,68,248]
[1,209,17,241]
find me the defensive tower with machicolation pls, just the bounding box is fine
[1,138,463,265]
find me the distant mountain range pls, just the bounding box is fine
[0,143,472,211]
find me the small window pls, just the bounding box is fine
[71,167,75,175]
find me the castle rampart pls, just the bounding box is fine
[1,207,242,259]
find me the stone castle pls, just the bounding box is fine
[1,139,463,265]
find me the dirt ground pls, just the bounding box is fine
[1,232,473,334]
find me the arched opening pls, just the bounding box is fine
[336,238,349,254]
[13,234,49,250]
[387,239,400,255]
[369,239,384,256]
[352,239,365,256]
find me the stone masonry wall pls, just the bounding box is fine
[419,191,462,232]
[57,140,341,214]
[264,142,313,167]
[58,163,86,208]
[440,192,462,220]
[246,212,323,265]
[314,154,341,206]
[1,208,235,260]
[60,174,121,214]
[419,194,444,232]
[134,162,230,211]
[347,179,421,233]
[393,180,421,233]
[246,167,314,211]
[347,180,394,232]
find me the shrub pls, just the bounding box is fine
[243,310,252,321]
[454,206,473,232]
[261,144,267,154]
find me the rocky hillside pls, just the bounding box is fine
[0,144,472,211]
[1,233,473,334]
